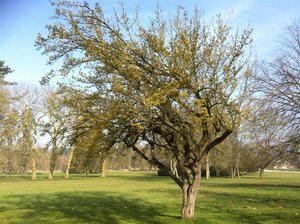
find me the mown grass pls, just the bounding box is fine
[0,171,299,223]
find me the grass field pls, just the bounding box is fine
[0,171,299,224]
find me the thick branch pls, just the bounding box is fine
[202,129,232,157]
[132,145,183,188]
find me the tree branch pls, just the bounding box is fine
[131,145,183,188]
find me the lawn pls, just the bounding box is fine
[0,171,299,224]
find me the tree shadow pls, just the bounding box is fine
[106,175,170,183]
[0,172,168,183]
[151,185,299,224]
[205,182,300,190]
[198,190,299,224]
[3,191,164,224]
[0,173,65,182]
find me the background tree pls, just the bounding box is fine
[246,20,300,175]
[41,90,71,179]
[11,84,44,180]
[0,60,13,86]
[0,63,20,174]
[36,1,253,219]
[0,61,14,142]
[229,131,241,178]
[209,134,240,178]
[241,103,291,177]
[258,21,300,147]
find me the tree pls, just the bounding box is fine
[229,131,241,178]
[0,60,14,138]
[258,21,300,147]
[0,60,13,86]
[11,84,44,180]
[210,134,240,178]
[20,107,37,179]
[70,123,118,176]
[41,90,71,179]
[250,21,300,174]
[241,103,291,177]
[64,144,75,178]
[36,1,253,219]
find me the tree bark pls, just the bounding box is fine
[259,168,264,178]
[170,160,179,178]
[181,164,201,219]
[236,155,240,178]
[48,150,57,180]
[31,147,37,180]
[101,159,106,177]
[205,155,210,180]
[231,164,233,178]
[216,167,221,177]
[65,146,75,179]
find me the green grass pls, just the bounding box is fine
[0,171,299,224]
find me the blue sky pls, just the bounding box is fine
[0,0,299,85]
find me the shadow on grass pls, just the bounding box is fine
[199,190,299,224]
[0,172,166,182]
[107,175,170,182]
[151,185,299,224]
[4,191,164,224]
[0,174,38,182]
[0,173,67,182]
[204,182,300,190]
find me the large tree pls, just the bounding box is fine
[0,62,21,174]
[36,1,253,219]
[11,84,44,180]
[0,61,14,140]
[0,60,14,123]
[258,21,300,147]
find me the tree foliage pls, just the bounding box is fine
[41,90,73,179]
[36,0,253,219]
[0,61,13,122]
[0,60,13,86]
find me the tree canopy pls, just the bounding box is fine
[258,21,300,147]
[36,0,254,219]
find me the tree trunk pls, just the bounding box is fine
[236,156,240,178]
[48,150,57,180]
[101,159,106,177]
[83,167,87,176]
[205,155,210,180]
[181,165,201,219]
[259,168,264,178]
[231,150,234,178]
[65,146,75,179]
[170,160,179,178]
[216,167,221,177]
[31,147,37,180]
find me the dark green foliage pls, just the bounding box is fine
[157,168,170,176]
[201,166,230,177]
[0,60,13,85]
[157,166,230,177]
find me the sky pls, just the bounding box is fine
[0,0,300,85]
